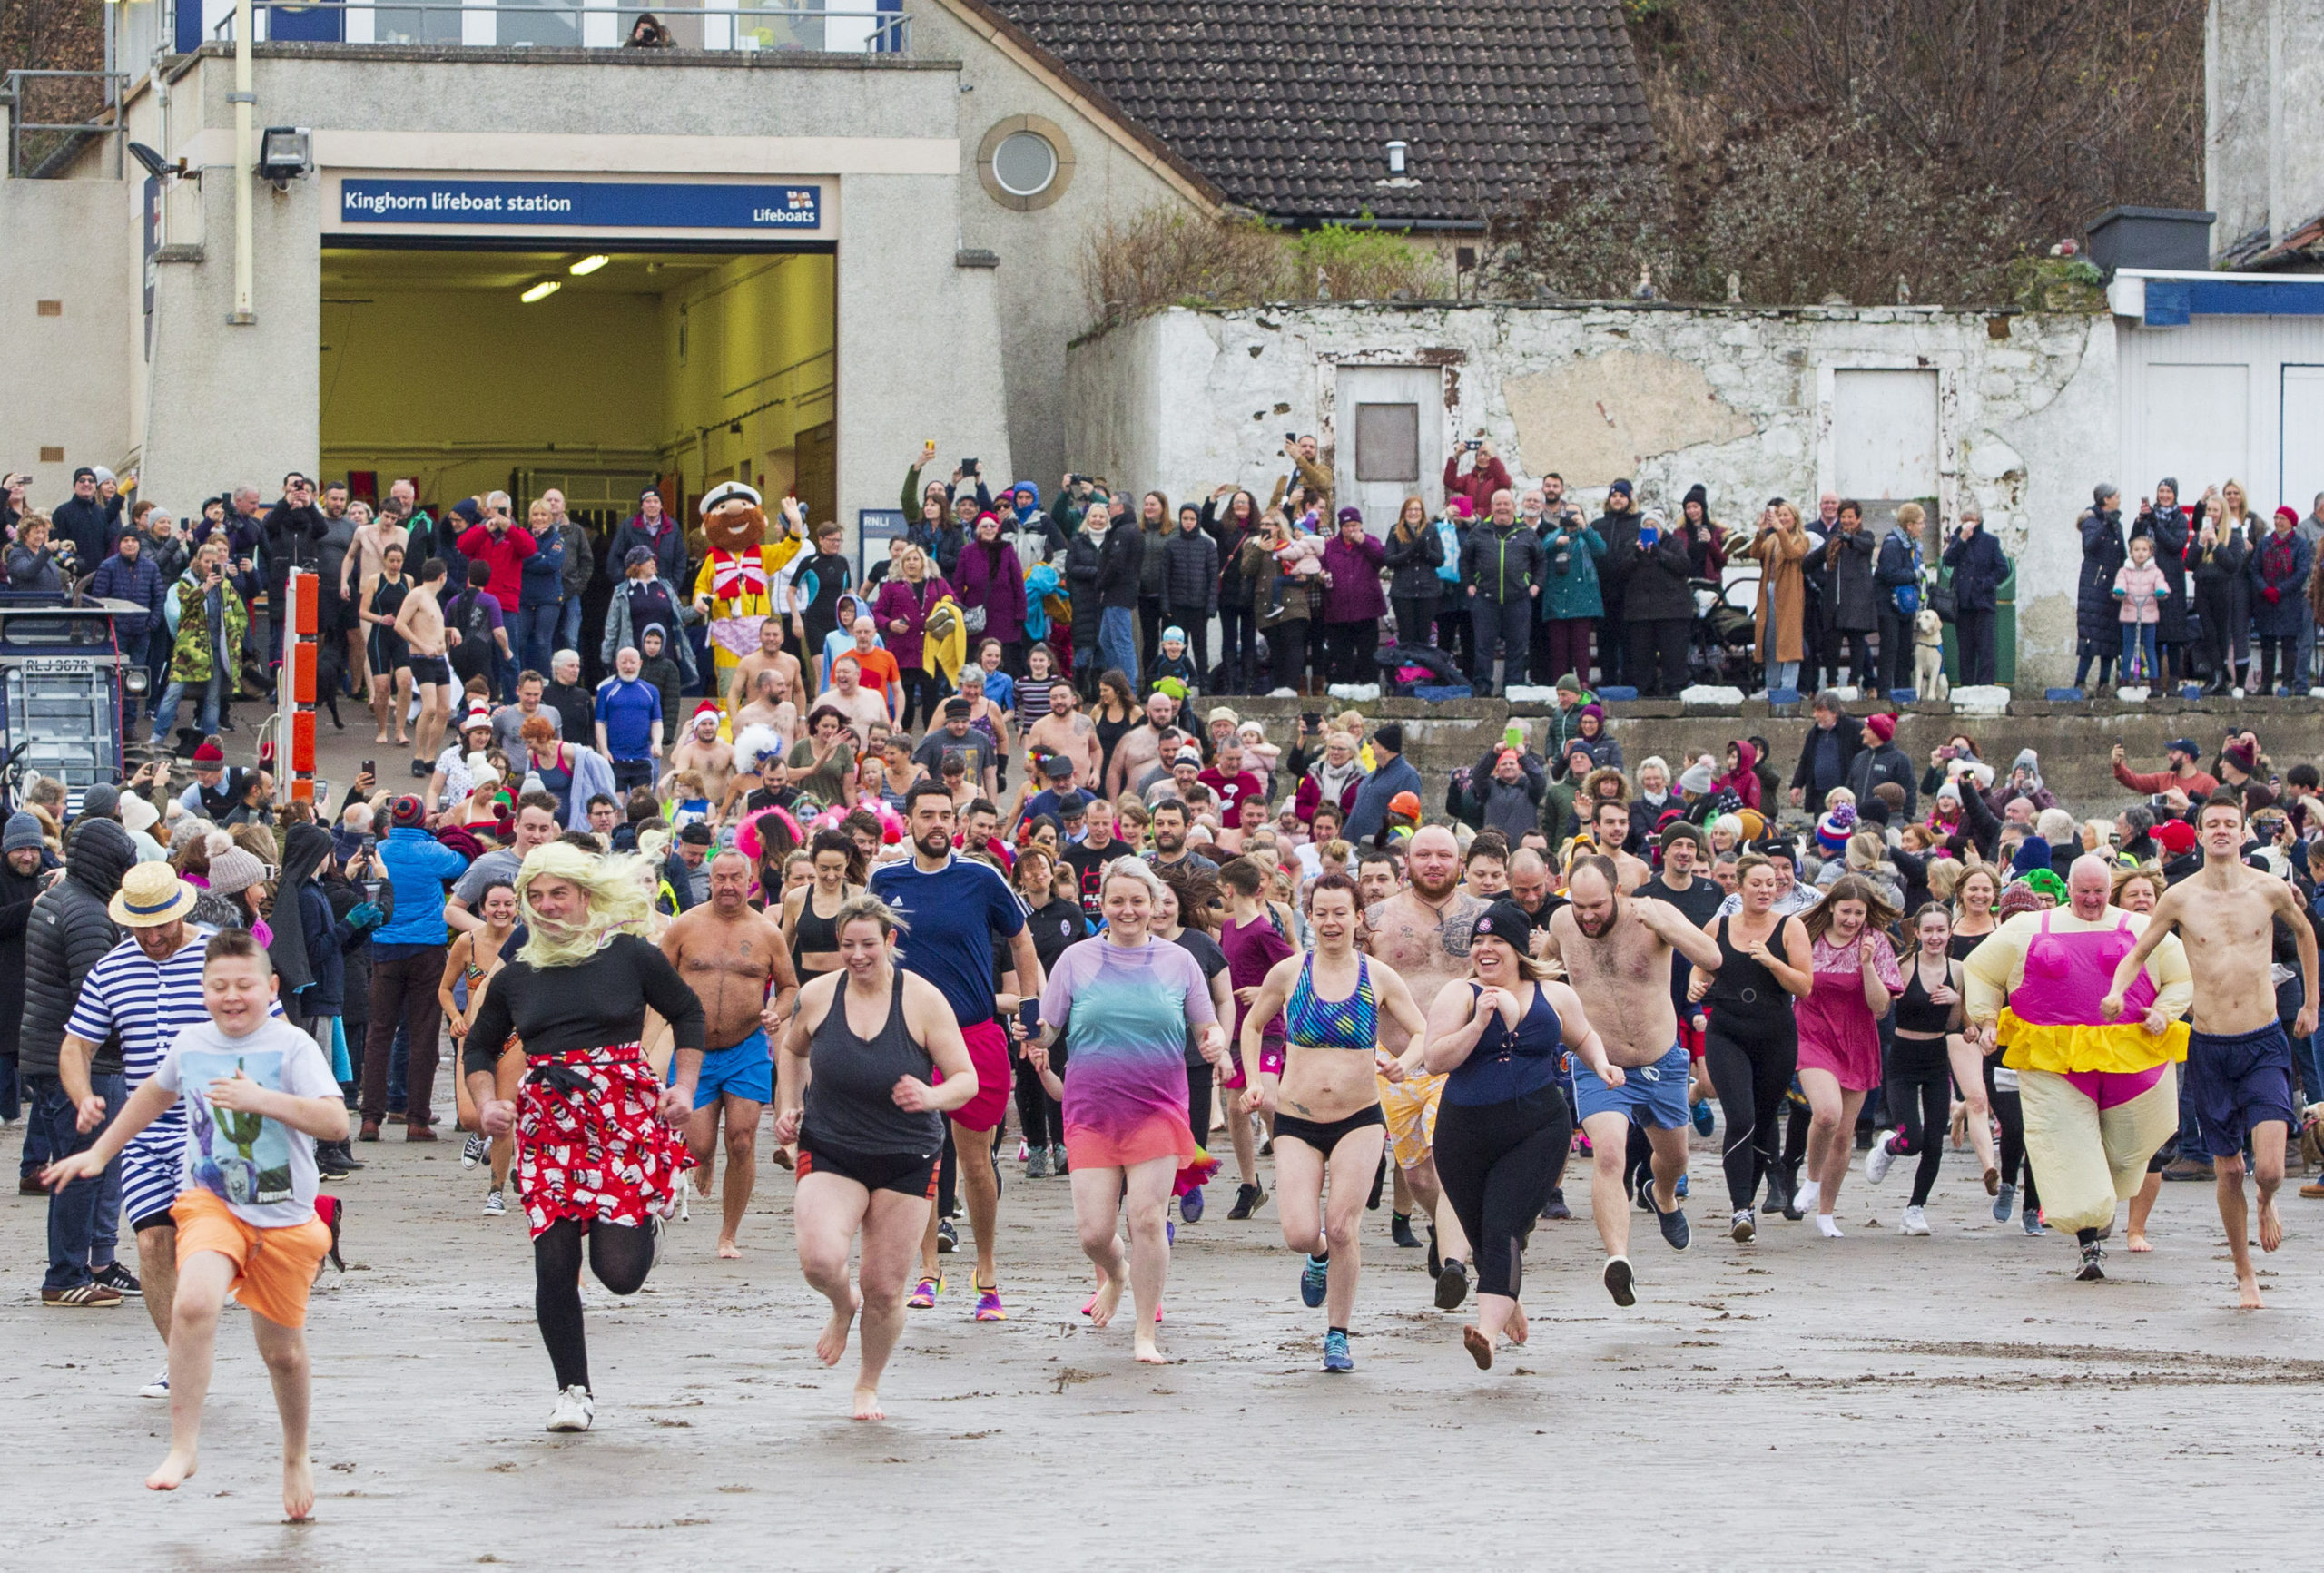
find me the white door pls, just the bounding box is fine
[2284,365,2324,517]
[1334,365,1445,535]
[1831,368,1939,538]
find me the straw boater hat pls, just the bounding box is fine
[107,861,199,928]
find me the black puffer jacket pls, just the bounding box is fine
[0,853,54,1059]
[16,818,136,1079]
[1383,521,1446,601]
[1159,526,1219,620]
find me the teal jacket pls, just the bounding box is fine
[1538,521,1606,620]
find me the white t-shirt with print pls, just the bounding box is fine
[152,1017,339,1228]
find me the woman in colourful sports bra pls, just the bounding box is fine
[1234,871,1431,1374]
[1423,899,1612,1371]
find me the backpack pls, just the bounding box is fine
[448,588,497,681]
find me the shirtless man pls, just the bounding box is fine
[733,669,791,737]
[661,851,802,1257]
[1364,824,1486,1309]
[818,654,892,736]
[2104,795,2318,1307]
[1590,799,1651,891]
[393,556,453,775]
[669,702,737,808]
[725,616,802,716]
[1105,691,1181,801]
[1023,681,1102,791]
[1541,855,1724,1305]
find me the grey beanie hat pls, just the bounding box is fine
[77,783,122,822]
[206,845,268,898]
[3,811,45,853]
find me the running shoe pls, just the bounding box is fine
[1026,1145,1050,1180]
[2075,1242,2106,1282]
[461,1133,488,1169]
[2022,1210,2046,1236]
[1675,1172,1689,1201]
[1179,1185,1205,1224]
[1690,1098,1715,1137]
[936,1217,959,1254]
[1300,1253,1329,1308]
[1899,1204,1930,1236]
[483,1189,506,1215]
[1390,1211,1422,1248]
[1321,1329,1354,1373]
[94,1263,143,1297]
[1227,1182,1265,1220]
[1433,1258,1469,1312]
[973,1283,1007,1321]
[1993,1182,2016,1223]
[546,1385,595,1433]
[909,1273,943,1308]
[1541,1187,1571,1223]
[1602,1256,1636,1307]
[42,1283,123,1309]
[1864,1129,1898,1185]
[1729,1208,1756,1244]
[1015,1137,1029,1163]
[1640,1183,1690,1252]
[1049,1143,1069,1175]
[138,1370,170,1400]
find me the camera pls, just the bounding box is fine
[960,458,980,477]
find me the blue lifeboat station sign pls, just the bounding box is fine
[340,179,822,231]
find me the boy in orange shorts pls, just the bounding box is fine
[42,930,348,1521]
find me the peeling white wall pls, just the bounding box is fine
[1064,301,2116,683]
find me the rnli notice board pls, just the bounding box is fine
[340,179,822,231]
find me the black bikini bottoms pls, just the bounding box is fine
[1270,1103,1386,1158]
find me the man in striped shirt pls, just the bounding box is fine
[56,864,280,1396]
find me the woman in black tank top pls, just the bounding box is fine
[1864,904,1998,1227]
[774,895,978,1421]
[781,831,861,982]
[1689,855,1813,1236]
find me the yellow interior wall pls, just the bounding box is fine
[663,252,835,501]
[319,270,666,509]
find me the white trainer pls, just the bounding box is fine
[139,1369,170,1400]
[546,1385,595,1432]
[1863,1130,1897,1185]
[1899,1204,1930,1236]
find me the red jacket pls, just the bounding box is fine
[1443,451,1513,514]
[454,524,538,613]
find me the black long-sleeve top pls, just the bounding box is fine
[463,932,705,1077]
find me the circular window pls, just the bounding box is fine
[991,131,1058,198]
[978,115,1075,211]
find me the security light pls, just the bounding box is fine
[256,126,311,186]
[128,141,172,179]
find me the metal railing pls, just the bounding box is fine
[212,0,909,54]
[2,70,131,179]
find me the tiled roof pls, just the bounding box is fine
[980,0,1656,224]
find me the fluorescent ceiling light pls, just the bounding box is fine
[569,255,610,276]
[520,280,561,303]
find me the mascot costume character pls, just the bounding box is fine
[692,482,805,702]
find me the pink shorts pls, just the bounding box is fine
[941,1018,1013,1134]
[1221,1037,1286,1090]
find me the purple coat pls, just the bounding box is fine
[1320,534,1389,623]
[871,574,952,672]
[953,538,1026,645]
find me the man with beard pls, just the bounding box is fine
[1146,800,1218,880]
[725,616,803,717]
[1025,681,1103,790]
[1105,689,1182,801]
[1589,799,1652,890]
[870,785,1043,1321]
[663,851,799,1259]
[1362,824,1485,1309]
[1540,856,1724,1307]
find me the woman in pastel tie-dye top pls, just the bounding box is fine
[1029,857,1226,1364]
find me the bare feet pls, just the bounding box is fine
[1462,1325,1493,1369]
[1088,1269,1123,1330]
[1133,1332,1168,1364]
[2238,1273,2266,1310]
[282,1456,315,1522]
[2259,1196,2284,1253]
[145,1447,198,1492]
[2127,1232,2152,1253]
[717,1238,743,1260]
[1507,1303,1530,1345]
[373,730,389,744]
[852,1385,885,1421]
[816,1289,862,1366]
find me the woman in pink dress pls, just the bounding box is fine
[1793,874,1903,1237]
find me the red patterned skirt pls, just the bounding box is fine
[516,1044,695,1239]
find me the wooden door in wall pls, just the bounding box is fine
[795,421,837,542]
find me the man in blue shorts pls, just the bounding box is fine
[1541,855,1726,1309]
[661,851,798,1258]
[2103,792,2318,1308]
[870,782,1045,1321]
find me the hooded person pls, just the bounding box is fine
[0,811,56,1136]
[1710,739,1761,811]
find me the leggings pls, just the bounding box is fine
[1013,1048,1062,1148]
[1270,620,1308,692]
[533,1217,655,1392]
[1433,1086,1571,1301]
[1185,1060,1214,1152]
[897,669,945,732]
[1882,1035,1952,1207]
[1704,1012,1797,1213]
[1984,1058,2039,1213]
[1217,605,1258,693]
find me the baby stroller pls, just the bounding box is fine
[1691,575,1761,686]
